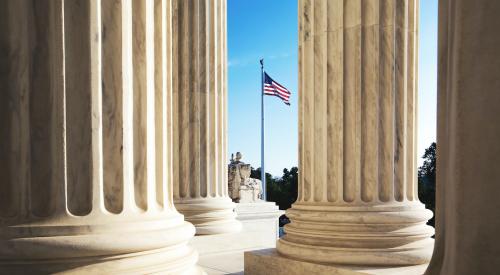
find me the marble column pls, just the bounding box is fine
[171,0,241,235]
[425,1,500,274]
[277,0,434,266]
[0,0,201,273]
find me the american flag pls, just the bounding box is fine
[263,72,291,105]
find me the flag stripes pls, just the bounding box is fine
[263,72,291,105]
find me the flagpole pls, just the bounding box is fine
[260,59,266,201]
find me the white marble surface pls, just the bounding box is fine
[171,0,240,235]
[198,250,245,275]
[190,201,282,274]
[273,0,434,267]
[0,1,201,273]
[425,1,500,274]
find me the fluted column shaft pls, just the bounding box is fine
[0,0,200,273]
[172,0,241,235]
[425,1,500,274]
[277,0,434,266]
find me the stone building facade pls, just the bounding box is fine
[0,0,499,274]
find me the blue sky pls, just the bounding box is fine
[228,1,438,176]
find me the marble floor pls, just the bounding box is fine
[198,248,254,275]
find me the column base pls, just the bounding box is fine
[0,246,203,275]
[0,213,202,274]
[278,202,435,266]
[175,197,242,235]
[245,248,429,275]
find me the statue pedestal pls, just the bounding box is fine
[237,183,263,203]
[190,201,283,273]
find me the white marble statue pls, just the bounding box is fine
[228,152,263,203]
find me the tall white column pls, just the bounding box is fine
[0,0,200,273]
[277,0,434,265]
[171,0,241,235]
[425,1,500,274]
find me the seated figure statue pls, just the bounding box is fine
[228,152,263,203]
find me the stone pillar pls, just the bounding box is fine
[277,0,434,265]
[425,1,500,274]
[172,0,241,235]
[0,0,200,273]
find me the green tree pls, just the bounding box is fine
[418,142,436,227]
[279,167,298,210]
[251,167,298,210]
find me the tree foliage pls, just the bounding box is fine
[418,142,436,227]
[251,167,298,211]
